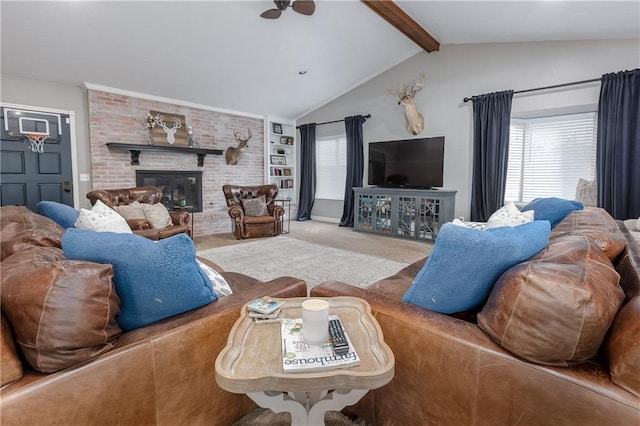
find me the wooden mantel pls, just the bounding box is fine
[106,143,224,167]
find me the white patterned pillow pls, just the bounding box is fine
[575,178,597,206]
[196,259,233,297]
[113,201,146,220]
[451,218,468,227]
[485,201,534,229]
[450,219,485,230]
[141,203,173,229]
[75,200,132,233]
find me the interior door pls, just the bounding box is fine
[0,107,73,210]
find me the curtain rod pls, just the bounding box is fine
[462,78,600,103]
[296,114,371,129]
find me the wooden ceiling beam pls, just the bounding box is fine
[361,0,440,53]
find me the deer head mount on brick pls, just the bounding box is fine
[388,73,425,135]
[225,128,252,165]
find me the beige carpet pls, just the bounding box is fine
[197,236,409,289]
[233,408,368,426]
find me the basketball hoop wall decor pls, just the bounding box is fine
[25,133,48,153]
[3,108,63,154]
[146,111,188,146]
[19,117,50,153]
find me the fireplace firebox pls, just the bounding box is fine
[136,170,202,212]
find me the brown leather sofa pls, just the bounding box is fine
[86,186,191,240]
[312,208,640,425]
[0,205,307,425]
[222,184,284,239]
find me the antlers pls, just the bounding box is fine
[411,72,425,97]
[146,113,163,128]
[387,72,425,100]
[233,128,252,146]
[226,128,252,165]
[146,113,182,131]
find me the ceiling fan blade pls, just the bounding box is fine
[260,8,282,19]
[292,0,315,16]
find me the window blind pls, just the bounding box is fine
[505,112,597,203]
[316,136,347,200]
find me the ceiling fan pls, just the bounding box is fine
[260,0,316,19]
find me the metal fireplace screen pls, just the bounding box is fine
[136,170,202,212]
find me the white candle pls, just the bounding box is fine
[302,299,329,345]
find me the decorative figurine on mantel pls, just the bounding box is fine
[225,128,252,165]
[187,126,199,148]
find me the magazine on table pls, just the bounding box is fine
[248,296,285,315]
[281,315,360,373]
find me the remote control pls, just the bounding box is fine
[328,318,350,355]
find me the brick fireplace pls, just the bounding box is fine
[87,88,266,236]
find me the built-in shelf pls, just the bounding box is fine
[106,143,224,167]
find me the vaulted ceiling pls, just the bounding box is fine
[1,1,638,119]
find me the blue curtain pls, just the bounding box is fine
[296,123,316,221]
[339,115,367,227]
[470,90,514,222]
[596,69,640,220]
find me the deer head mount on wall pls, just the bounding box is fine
[388,72,425,135]
[146,113,182,144]
[225,128,252,165]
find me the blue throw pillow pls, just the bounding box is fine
[35,201,79,229]
[521,197,583,228]
[402,221,551,314]
[62,229,216,331]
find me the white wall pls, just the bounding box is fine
[298,39,640,221]
[1,74,93,208]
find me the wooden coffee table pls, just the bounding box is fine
[215,296,394,425]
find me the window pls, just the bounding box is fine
[505,112,597,203]
[316,135,347,200]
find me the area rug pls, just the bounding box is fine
[233,408,368,426]
[197,236,408,290]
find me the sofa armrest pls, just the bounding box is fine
[1,275,307,426]
[310,280,639,426]
[86,189,116,207]
[227,206,245,223]
[169,211,190,226]
[311,281,494,347]
[126,218,153,230]
[196,256,224,273]
[268,204,284,220]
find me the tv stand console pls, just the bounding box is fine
[353,187,456,242]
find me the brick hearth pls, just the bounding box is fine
[87,90,265,236]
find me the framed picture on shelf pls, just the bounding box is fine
[283,179,294,189]
[280,136,294,145]
[271,155,286,165]
[276,147,285,155]
[272,123,283,134]
[283,168,292,176]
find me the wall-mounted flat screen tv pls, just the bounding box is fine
[368,136,444,189]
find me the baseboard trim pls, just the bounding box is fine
[311,216,341,224]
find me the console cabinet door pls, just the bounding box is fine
[354,188,456,242]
